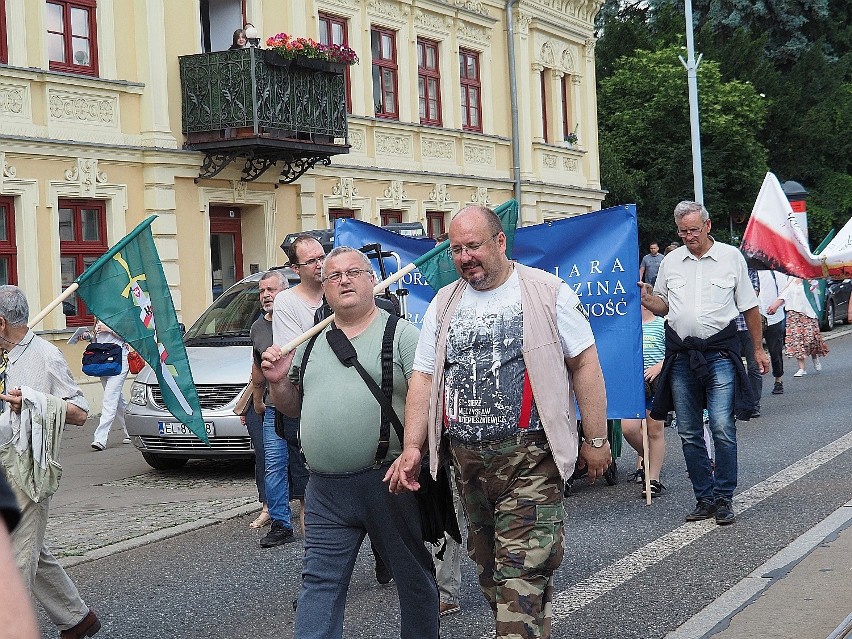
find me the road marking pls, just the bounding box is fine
[477,429,852,638]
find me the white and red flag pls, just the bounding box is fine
[741,172,852,278]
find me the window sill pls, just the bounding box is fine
[0,63,145,94]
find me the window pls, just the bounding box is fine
[459,49,481,132]
[426,211,446,240]
[380,210,403,226]
[540,70,549,143]
[59,199,107,325]
[319,13,351,112]
[371,27,398,119]
[0,197,16,286]
[47,0,98,76]
[417,38,441,126]
[329,208,355,227]
[562,75,574,141]
[0,0,8,65]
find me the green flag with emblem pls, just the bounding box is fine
[74,216,208,444]
[417,200,519,292]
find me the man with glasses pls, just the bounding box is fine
[267,235,327,543]
[263,247,439,639]
[640,201,768,525]
[386,205,609,639]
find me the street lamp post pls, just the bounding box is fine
[678,0,704,204]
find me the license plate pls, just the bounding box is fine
[157,421,215,437]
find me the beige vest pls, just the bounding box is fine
[427,263,580,480]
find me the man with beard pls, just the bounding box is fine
[386,206,609,639]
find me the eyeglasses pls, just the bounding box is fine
[676,224,706,238]
[448,233,500,257]
[322,268,371,284]
[293,256,325,268]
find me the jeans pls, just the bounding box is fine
[245,405,265,503]
[295,465,438,639]
[764,320,785,378]
[263,407,291,528]
[670,352,738,501]
[737,330,762,407]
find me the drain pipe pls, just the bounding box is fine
[505,0,522,207]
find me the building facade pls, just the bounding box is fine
[0,0,604,399]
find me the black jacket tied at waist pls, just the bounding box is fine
[649,320,755,422]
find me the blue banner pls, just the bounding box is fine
[334,204,644,419]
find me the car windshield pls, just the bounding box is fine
[183,283,262,342]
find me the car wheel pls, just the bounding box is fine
[825,301,836,332]
[141,452,189,470]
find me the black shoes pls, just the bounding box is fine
[374,554,393,585]
[685,500,717,521]
[641,480,665,499]
[715,499,736,525]
[751,407,761,418]
[61,610,101,639]
[772,381,784,395]
[260,521,296,548]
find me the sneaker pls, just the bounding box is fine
[629,468,645,484]
[641,480,665,499]
[439,602,461,617]
[715,498,736,525]
[374,554,393,585]
[90,442,105,451]
[685,500,717,521]
[751,407,761,418]
[772,381,784,395]
[260,521,296,548]
[793,369,806,378]
[814,358,822,372]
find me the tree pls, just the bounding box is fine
[598,47,768,246]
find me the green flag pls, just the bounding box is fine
[417,200,519,292]
[74,217,208,444]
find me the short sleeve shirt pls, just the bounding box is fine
[289,310,419,473]
[272,288,322,347]
[653,241,758,340]
[414,270,594,443]
[640,253,665,285]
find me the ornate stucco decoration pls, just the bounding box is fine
[515,11,532,35]
[332,177,358,207]
[453,0,490,17]
[464,144,495,166]
[64,158,108,196]
[429,184,449,208]
[0,85,24,115]
[540,41,556,67]
[383,181,408,208]
[422,138,455,160]
[457,21,491,45]
[561,49,576,73]
[349,129,366,153]
[1,153,16,180]
[564,157,579,172]
[415,9,452,33]
[231,180,247,202]
[470,186,489,206]
[376,133,412,156]
[49,92,115,125]
[368,0,410,22]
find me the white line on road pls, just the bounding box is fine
[477,428,852,638]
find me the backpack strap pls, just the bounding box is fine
[375,314,400,463]
[297,330,323,408]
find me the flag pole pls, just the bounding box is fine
[27,284,78,329]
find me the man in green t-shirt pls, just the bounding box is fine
[262,247,438,639]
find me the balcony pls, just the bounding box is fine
[179,48,349,183]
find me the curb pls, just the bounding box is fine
[59,501,261,568]
[664,500,852,639]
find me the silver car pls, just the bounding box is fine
[126,269,297,470]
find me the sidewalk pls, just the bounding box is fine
[666,501,852,639]
[48,422,262,568]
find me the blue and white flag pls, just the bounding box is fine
[334,204,644,419]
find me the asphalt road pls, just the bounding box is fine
[37,330,852,639]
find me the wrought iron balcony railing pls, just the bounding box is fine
[179,48,349,182]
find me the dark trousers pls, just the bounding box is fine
[737,330,762,407]
[295,466,438,639]
[764,320,785,378]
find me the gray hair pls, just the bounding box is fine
[322,247,375,279]
[259,269,288,289]
[673,201,709,223]
[0,285,29,326]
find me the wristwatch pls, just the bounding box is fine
[583,437,608,448]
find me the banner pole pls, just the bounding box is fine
[27,284,78,329]
[642,421,651,505]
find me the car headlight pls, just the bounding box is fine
[130,382,148,406]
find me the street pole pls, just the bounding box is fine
[678,0,704,204]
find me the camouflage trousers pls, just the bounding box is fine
[451,430,565,639]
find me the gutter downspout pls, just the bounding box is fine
[505,0,522,207]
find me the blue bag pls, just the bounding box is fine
[81,343,122,377]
